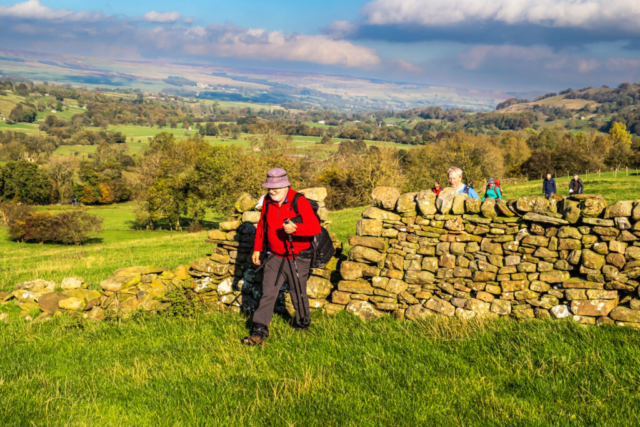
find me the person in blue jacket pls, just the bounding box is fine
[542,173,556,199]
[448,166,479,199]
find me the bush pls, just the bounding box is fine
[0,201,33,227]
[8,210,103,244]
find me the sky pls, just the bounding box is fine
[1,0,640,92]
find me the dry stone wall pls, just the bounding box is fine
[4,185,640,329]
[333,187,640,326]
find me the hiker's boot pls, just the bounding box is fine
[241,335,266,346]
[242,323,269,346]
[295,319,310,333]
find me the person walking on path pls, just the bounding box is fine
[542,173,556,199]
[448,167,479,199]
[569,174,584,195]
[432,181,442,196]
[242,168,321,346]
[482,178,502,201]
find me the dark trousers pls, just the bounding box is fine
[252,255,311,335]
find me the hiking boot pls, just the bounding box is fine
[241,335,266,346]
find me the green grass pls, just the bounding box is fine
[0,121,40,134]
[0,204,225,292]
[494,170,640,203]
[1,311,640,425]
[328,206,366,253]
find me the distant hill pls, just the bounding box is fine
[499,83,640,115]
[0,48,511,112]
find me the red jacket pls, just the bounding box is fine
[253,188,321,257]
[432,187,442,196]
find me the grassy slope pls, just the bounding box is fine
[2,312,640,425]
[493,170,640,204]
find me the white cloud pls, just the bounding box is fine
[184,28,381,68]
[362,0,640,32]
[143,11,190,23]
[322,20,358,38]
[0,0,104,21]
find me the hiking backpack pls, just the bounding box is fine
[262,193,335,268]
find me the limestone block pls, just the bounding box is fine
[405,304,434,321]
[356,219,383,237]
[604,200,633,219]
[234,193,256,213]
[580,196,607,218]
[480,198,497,218]
[452,193,468,215]
[465,198,481,214]
[371,187,400,210]
[550,305,572,319]
[219,220,241,232]
[346,300,383,321]
[571,299,618,317]
[306,275,333,299]
[416,190,437,216]
[435,188,456,215]
[425,296,455,316]
[299,187,328,203]
[362,207,401,221]
[516,196,549,213]
[338,280,374,295]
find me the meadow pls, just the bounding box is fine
[2,309,640,425]
[2,173,640,425]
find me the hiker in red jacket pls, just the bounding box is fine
[242,168,321,346]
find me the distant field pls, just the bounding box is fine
[0,121,40,134]
[49,124,415,158]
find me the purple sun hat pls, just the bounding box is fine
[263,168,291,189]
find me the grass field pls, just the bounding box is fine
[2,310,640,425]
[498,170,640,203]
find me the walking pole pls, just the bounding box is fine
[284,219,309,322]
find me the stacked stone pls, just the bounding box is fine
[196,188,343,316]
[0,264,197,322]
[334,187,640,327]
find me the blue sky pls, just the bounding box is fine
[1,0,640,92]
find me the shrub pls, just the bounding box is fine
[0,201,33,227]
[8,210,103,244]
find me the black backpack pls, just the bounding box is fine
[262,193,335,268]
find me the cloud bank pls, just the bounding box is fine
[362,0,640,32]
[0,1,380,69]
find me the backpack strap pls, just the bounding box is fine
[291,193,301,216]
[262,195,270,253]
[463,185,470,195]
